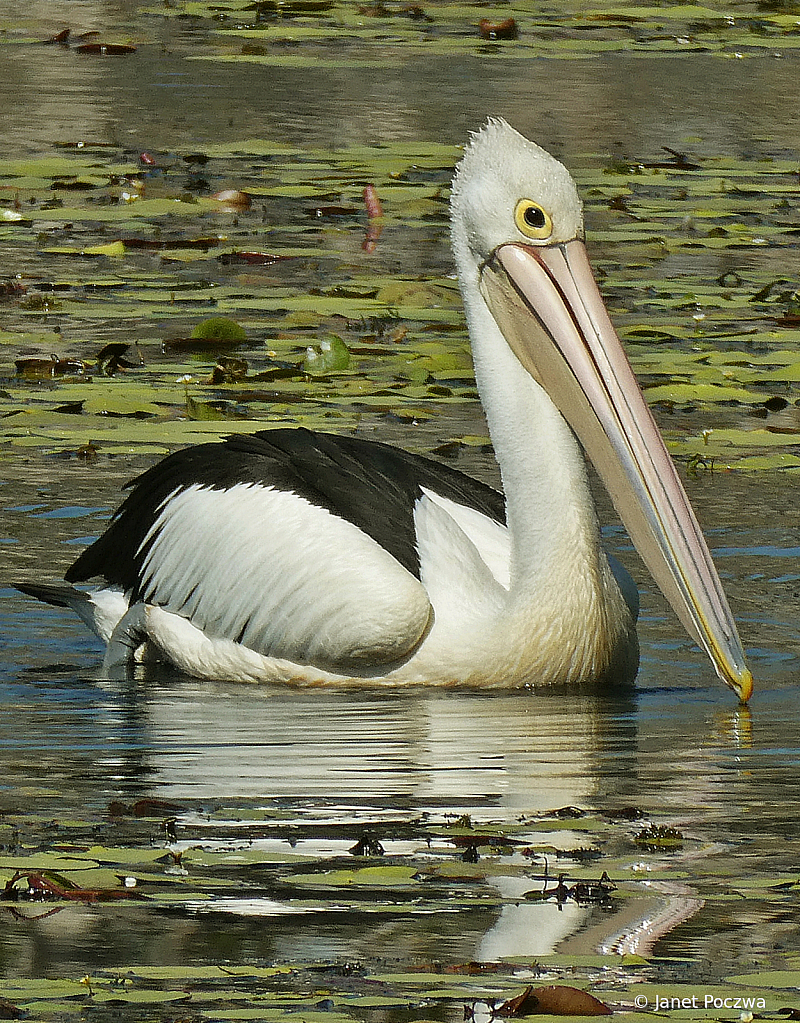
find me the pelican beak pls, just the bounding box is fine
[480,239,753,702]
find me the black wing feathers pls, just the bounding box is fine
[66,428,506,591]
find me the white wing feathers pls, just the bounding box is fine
[413,489,509,635]
[138,483,432,672]
[417,487,510,590]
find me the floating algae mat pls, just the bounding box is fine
[3,793,800,1020]
[0,131,799,468]
[1,0,800,468]
[140,0,800,64]
[2,0,800,1014]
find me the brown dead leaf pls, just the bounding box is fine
[218,251,295,265]
[496,985,612,1017]
[4,871,144,904]
[76,42,136,54]
[212,189,252,209]
[446,961,503,975]
[478,17,518,39]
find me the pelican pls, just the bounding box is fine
[18,119,753,699]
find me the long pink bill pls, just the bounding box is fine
[480,239,753,702]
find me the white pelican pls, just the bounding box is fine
[18,119,753,699]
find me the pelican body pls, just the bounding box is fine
[18,120,753,699]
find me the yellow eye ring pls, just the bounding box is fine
[514,199,553,240]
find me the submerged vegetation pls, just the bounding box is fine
[3,798,800,1019]
[141,0,800,63]
[2,0,800,1012]
[0,127,799,469]
[0,2,799,468]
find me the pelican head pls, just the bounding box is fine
[451,119,753,702]
[452,119,584,266]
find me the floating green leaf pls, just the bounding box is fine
[302,334,351,373]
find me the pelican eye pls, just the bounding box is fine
[514,199,553,240]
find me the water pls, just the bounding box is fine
[1,636,799,975]
[1,0,799,996]
[2,471,799,977]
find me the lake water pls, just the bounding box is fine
[1,0,799,1003]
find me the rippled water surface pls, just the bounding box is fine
[2,426,799,995]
